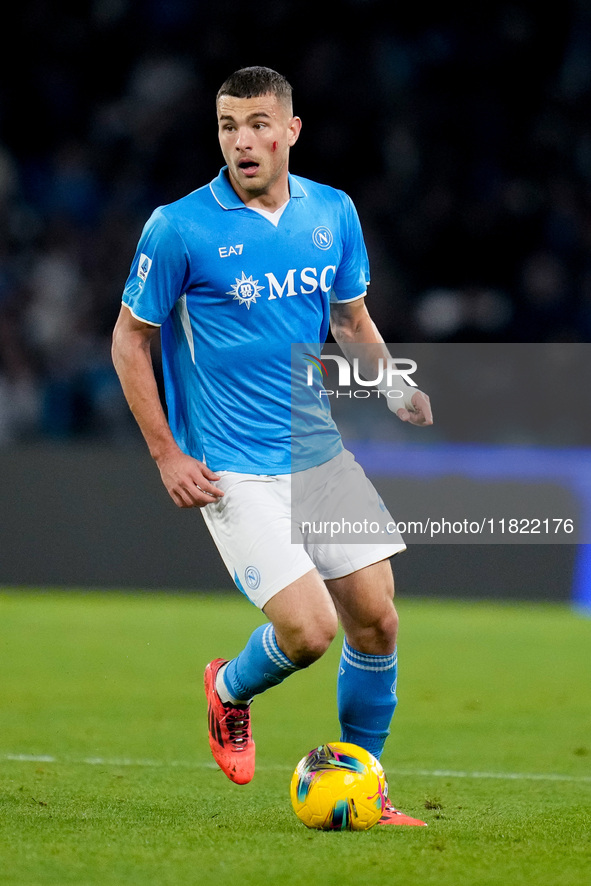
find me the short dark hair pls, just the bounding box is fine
[216,66,293,110]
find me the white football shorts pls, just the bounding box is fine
[200,449,405,609]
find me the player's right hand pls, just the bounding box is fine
[156,450,224,508]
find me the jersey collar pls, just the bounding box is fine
[209,166,306,210]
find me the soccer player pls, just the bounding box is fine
[112,66,433,825]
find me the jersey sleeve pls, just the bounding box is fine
[330,192,370,303]
[122,208,191,326]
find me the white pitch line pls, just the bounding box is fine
[3,754,57,763]
[1,753,590,785]
[392,767,591,785]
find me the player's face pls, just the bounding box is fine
[217,93,301,205]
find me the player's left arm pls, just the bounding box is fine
[330,297,433,426]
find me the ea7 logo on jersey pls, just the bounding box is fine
[137,253,152,282]
[219,244,244,257]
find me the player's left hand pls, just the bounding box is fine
[396,390,433,426]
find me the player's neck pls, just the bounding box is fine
[230,170,291,212]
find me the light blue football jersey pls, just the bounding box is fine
[122,167,370,473]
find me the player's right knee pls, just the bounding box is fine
[278,614,338,668]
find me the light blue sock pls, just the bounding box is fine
[222,623,300,703]
[337,638,398,760]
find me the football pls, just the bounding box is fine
[290,741,387,831]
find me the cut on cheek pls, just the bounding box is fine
[272,141,278,152]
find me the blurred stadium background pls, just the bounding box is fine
[1,1,590,603]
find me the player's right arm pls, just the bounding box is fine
[111,305,223,508]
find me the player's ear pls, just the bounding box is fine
[288,116,302,148]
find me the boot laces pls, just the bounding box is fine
[224,705,250,751]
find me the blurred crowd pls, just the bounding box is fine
[1,0,590,445]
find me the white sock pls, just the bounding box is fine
[215,663,249,706]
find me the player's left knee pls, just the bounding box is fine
[350,603,399,655]
[372,604,399,649]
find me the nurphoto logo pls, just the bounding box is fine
[304,353,417,401]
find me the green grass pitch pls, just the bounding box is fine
[1,589,590,886]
